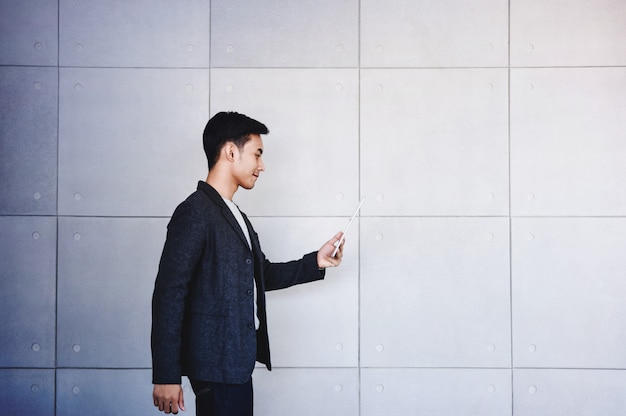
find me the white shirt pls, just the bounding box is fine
[222,198,259,330]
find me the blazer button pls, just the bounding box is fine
[246,289,253,296]
[247,323,254,329]
[245,258,252,265]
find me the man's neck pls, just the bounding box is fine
[205,170,238,201]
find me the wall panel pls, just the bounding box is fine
[0,66,58,215]
[211,68,359,216]
[511,0,626,67]
[253,368,358,416]
[361,69,509,216]
[361,217,511,368]
[58,68,208,217]
[211,0,358,68]
[0,0,57,66]
[361,0,508,68]
[512,218,626,368]
[362,369,511,416]
[514,369,626,415]
[57,217,167,368]
[59,0,210,68]
[0,369,55,416]
[0,217,56,368]
[511,68,626,216]
[56,370,195,416]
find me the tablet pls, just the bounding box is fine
[332,197,366,257]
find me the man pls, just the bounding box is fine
[151,111,344,415]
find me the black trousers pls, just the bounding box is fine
[190,378,253,416]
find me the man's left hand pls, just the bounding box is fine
[317,231,344,268]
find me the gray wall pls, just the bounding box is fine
[1,1,625,415]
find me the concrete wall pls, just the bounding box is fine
[1,1,625,414]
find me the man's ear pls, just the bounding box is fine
[223,142,236,162]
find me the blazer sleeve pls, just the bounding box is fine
[151,199,206,384]
[261,251,326,291]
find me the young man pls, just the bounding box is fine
[151,112,344,415]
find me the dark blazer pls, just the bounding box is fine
[151,181,324,385]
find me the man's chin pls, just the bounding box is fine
[239,176,259,190]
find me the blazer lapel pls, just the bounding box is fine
[242,212,262,256]
[220,204,251,250]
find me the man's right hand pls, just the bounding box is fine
[153,384,185,414]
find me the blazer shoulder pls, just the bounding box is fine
[168,187,219,226]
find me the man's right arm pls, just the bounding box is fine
[151,199,206,384]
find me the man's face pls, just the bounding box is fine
[233,134,265,190]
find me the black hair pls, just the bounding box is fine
[202,111,269,170]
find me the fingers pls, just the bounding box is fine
[153,385,184,414]
[158,402,179,414]
[178,389,186,412]
[332,232,345,258]
[318,232,345,268]
[331,242,344,263]
[155,399,175,414]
